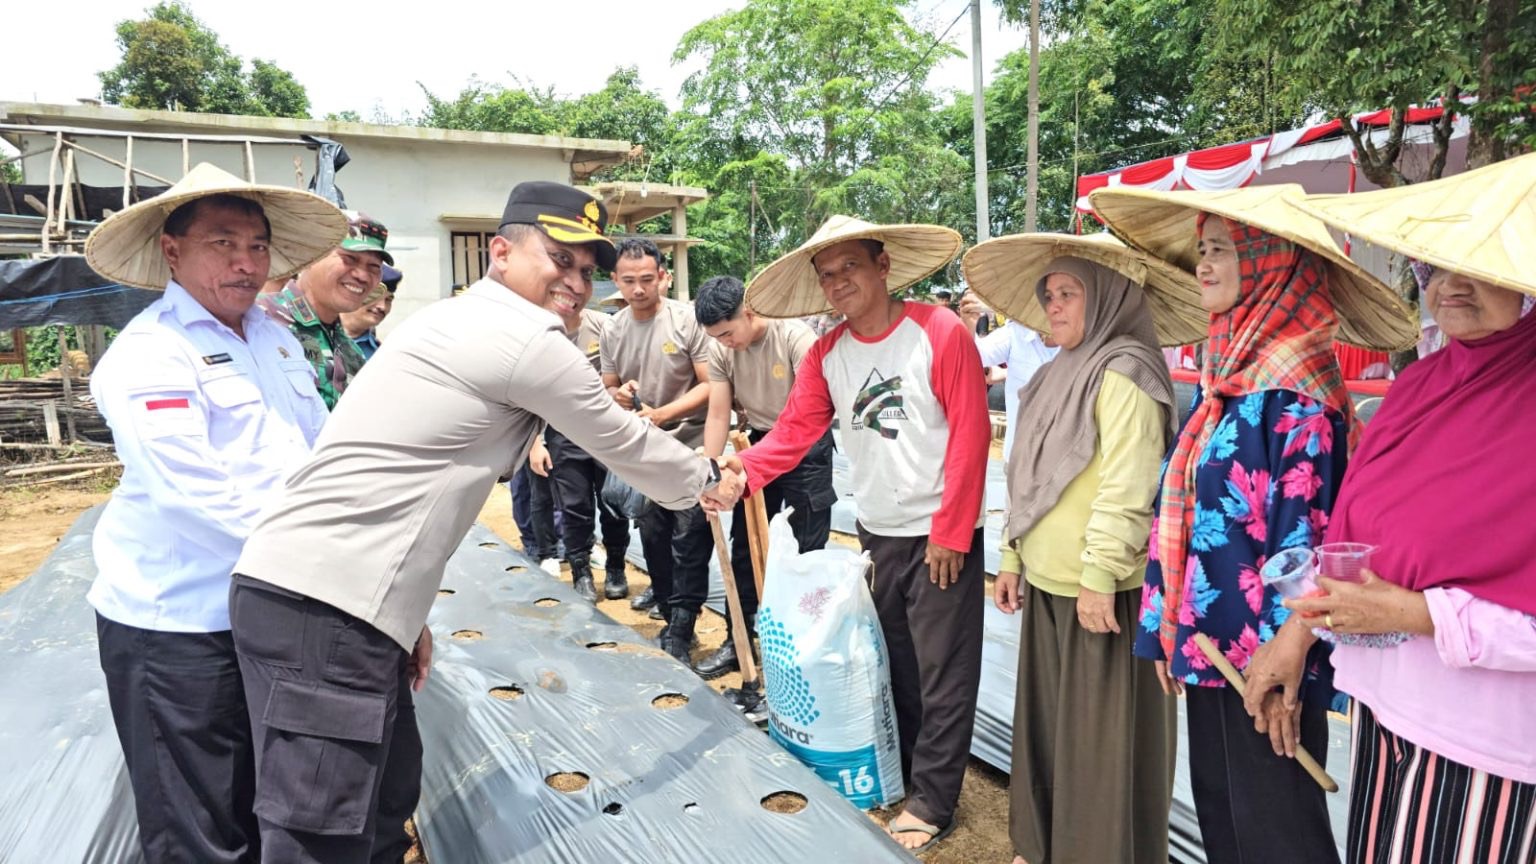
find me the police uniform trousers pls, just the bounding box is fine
[546,427,630,567]
[228,575,421,864]
[510,466,559,561]
[97,614,260,863]
[638,501,712,618]
[726,428,836,630]
[857,525,985,831]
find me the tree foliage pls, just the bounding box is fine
[1214,0,1534,181]
[671,0,970,281]
[99,2,310,118]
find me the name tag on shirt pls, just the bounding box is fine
[202,353,233,365]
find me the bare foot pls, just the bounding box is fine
[885,809,946,851]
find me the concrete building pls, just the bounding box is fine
[1,102,707,335]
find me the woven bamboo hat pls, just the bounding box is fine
[86,162,349,291]
[746,215,963,318]
[1294,153,1536,296]
[962,231,1207,347]
[1089,184,1419,350]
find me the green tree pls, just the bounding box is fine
[417,77,562,135]
[99,2,311,118]
[963,0,1308,234]
[1215,0,1534,183]
[419,68,673,182]
[248,59,311,119]
[671,0,972,285]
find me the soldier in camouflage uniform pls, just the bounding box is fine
[258,213,391,409]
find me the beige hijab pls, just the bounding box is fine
[1005,257,1177,544]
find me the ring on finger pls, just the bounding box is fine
[1325,613,1335,629]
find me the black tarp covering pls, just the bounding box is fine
[0,510,911,863]
[420,526,911,862]
[0,257,159,329]
[0,184,170,224]
[303,136,350,208]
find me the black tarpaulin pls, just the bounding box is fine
[0,510,912,863]
[0,257,159,329]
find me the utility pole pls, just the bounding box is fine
[1019,0,1044,232]
[970,0,990,243]
[1025,0,1040,231]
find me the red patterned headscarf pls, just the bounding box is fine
[1152,215,1357,661]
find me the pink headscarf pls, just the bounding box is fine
[1324,300,1536,615]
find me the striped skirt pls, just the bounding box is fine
[1349,702,1536,864]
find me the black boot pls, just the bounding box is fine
[660,608,698,669]
[630,585,655,610]
[603,563,629,600]
[569,557,597,603]
[695,635,739,680]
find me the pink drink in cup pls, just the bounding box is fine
[1315,542,1376,584]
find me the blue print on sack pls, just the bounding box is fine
[756,607,821,727]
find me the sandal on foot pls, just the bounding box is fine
[886,817,955,854]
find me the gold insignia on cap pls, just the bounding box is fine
[772,363,787,380]
[661,340,678,355]
[584,200,601,223]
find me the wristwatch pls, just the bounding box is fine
[703,456,722,487]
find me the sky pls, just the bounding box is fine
[3,0,1029,122]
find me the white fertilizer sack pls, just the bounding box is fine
[756,510,903,809]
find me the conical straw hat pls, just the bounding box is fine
[86,162,349,291]
[745,215,963,318]
[1293,152,1536,296]
[962,231,1207,347]
[1089,184,1419,350]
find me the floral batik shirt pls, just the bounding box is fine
[1133,389,1349,688]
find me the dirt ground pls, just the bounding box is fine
[476,487,1017,864]
[0,481,114,594]
[0,475,1016,863]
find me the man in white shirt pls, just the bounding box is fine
[960,292,1058,457]
[82,164,345,862]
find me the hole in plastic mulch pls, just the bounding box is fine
[683,802,700,815]
[760,791,808,814]
[603,802,624,816]
[489,685,523,701]
[451,629,483,641]
[545,772,589,793]
[438,588,456,596]
[585,641,619,651]
[505,565,527,574]
[534,598,560,607]
[478,542,498,549]
[651,693,689,710]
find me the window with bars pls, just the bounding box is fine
[450,230,496,291]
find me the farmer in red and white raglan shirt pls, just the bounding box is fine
[727,216,990,854]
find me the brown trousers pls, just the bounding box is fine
[860,526,985,829]
[1009,585,1176,864]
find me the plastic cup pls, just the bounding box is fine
[1315,542,1376,584]
[1260,547,1318,601]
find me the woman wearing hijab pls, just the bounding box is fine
[1254,157,1536,864]
[963,234,1203,864]
[1092,184,1418,864]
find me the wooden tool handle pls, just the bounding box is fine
[708,512,759,685]
[727,431,769,598]
[1191,633,1339,793]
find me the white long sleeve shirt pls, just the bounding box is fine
[89,281,327,633]
[977,321,1058,458]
